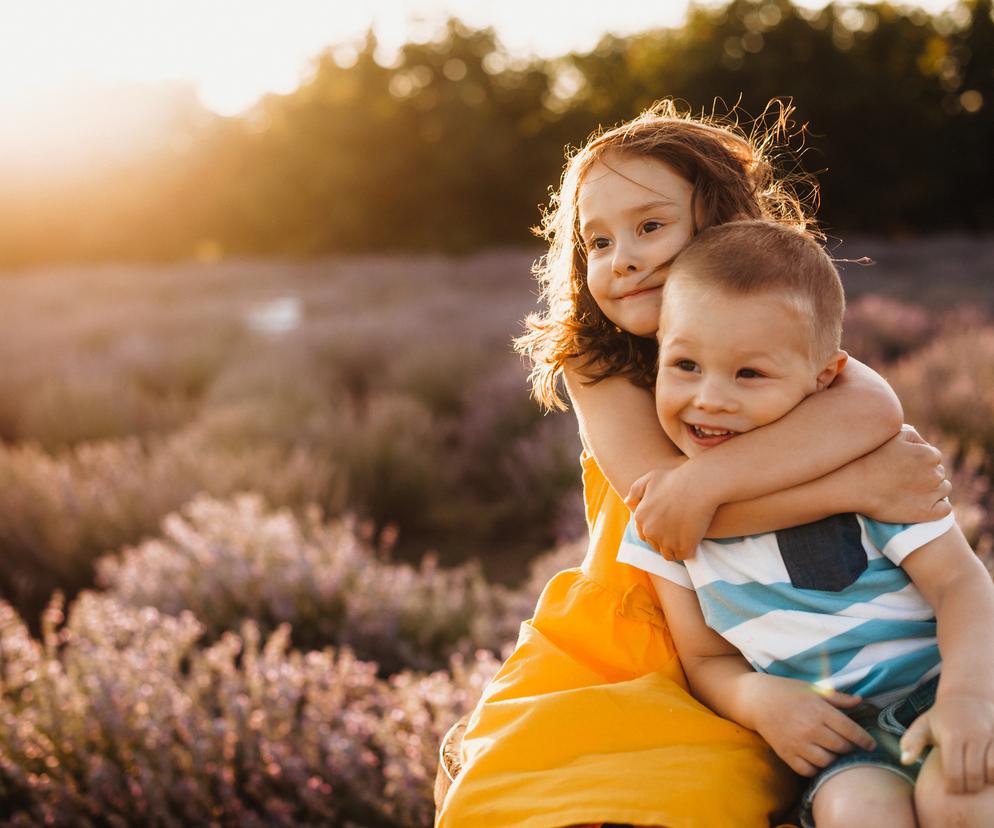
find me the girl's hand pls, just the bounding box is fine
[847,425,952,524]
[625,463,716,560]
[749,676,876,777]
[901,693,994,794]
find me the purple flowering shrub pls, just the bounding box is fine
[0,434,335,631]
[0,492,571,824]
[843,295,937,364]
[96,494,523,675]
[887,326,994,461]
[0,250,587,629]
[0,591,499,826]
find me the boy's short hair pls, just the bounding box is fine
[664,219,845,360]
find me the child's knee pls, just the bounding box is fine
[915,783,989,827]
[915,756,994,828]
[812,768,915,828]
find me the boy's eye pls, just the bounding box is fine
[675,360,699,372]
[642,220,664,233]
[737,368,764,379]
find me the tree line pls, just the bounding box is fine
[2,0,991,267]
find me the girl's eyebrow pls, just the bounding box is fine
[627,199,676,213]
[580,199,676,236]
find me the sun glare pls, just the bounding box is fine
[0,0,957,172]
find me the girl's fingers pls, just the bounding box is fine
[634,521,664,554]
[931,500,952,519]
[634,522,652,548]
[624,475,649,509]
[900,424,924,442]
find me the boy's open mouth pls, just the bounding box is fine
[686,423,739,447]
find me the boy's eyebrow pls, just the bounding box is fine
[661,338,783,364]
[579,199,676,235]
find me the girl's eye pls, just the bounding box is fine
[589,237,610,251]
[675,360,699,372]
[738,368,763,379]
[642,220,664,234]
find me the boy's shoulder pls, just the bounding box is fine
[852,511,956,562]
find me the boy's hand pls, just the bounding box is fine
[625,464,716,560]
[900,692,994,794]
[852,425,952,524]
[749,675,876,777]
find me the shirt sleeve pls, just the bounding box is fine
[616,516,694,587]
[859,510,957,565]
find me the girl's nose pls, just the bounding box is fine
[612,241,643,276]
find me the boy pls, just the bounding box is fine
[617,220,994,828]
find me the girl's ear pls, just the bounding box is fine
[816,349,849,391]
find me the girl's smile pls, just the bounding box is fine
[578,151,695,337]
[618,284,663,300]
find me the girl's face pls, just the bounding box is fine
[577,151,696,337]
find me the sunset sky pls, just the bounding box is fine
[2,0,958,117]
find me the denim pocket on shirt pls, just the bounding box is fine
[775,513,867,592]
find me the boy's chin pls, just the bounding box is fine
[664,428,703,458]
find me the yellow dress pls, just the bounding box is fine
[436,453,798,828]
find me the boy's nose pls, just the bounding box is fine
[694,382,737,413]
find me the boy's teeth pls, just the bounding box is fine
[692,425,734,437]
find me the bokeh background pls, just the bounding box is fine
[1,1,993,824]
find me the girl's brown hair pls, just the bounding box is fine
[514,99,820,411]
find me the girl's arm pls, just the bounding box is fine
[567,357,948,557]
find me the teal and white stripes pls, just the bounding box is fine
[618,512,955,706]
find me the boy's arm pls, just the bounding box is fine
[896,525,994,794]
[649,574,876,777]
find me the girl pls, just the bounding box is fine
[435,101,950,828]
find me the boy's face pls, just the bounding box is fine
[655,276,840,457]
[577,151,696,337]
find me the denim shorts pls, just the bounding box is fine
[798,675,939,828]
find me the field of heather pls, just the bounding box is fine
[0,237,993,824]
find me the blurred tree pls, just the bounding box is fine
[0,1,991,267]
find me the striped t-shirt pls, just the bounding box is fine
[618,511,956,706]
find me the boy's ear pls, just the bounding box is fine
[816,349,849,391]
